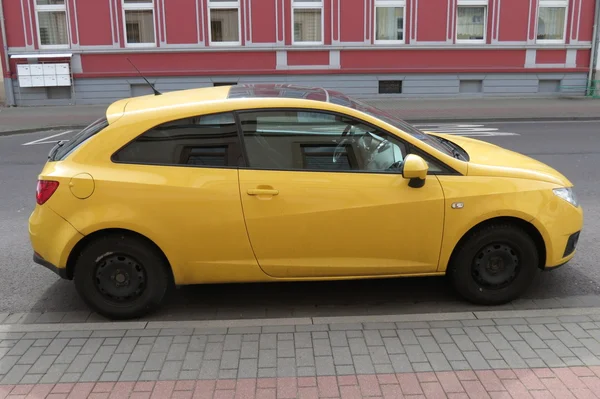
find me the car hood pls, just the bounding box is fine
[432,133,572,187]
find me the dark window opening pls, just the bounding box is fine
[379,80,402,94]
[213,82,237,87]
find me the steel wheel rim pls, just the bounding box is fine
[471,243,520,290]
[94,253,147,302]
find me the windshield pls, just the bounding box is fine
[329,94,456,158]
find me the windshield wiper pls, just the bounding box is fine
[430,136,463,159]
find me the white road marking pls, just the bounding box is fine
[22,130,73,146]
[414,124,519,137]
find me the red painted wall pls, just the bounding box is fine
[576,50,591,67]
[416,0,448,42]
[341,49,526,69]
[536,50,567,64]
[497,0,529,42]
[340,0,363,42]
[3,1,26,48]
[578,0,596,41]
[80,52,276,74]
[288,51,329,66]
[164,0,198,44]
[77,0,113,46]
[251,1,276,43]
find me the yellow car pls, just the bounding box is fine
[29,84,583,320]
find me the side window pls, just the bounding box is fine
[113,112,243,167]
[238,110,407,173]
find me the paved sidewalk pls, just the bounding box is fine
[3,308,600,397]
[1,96,600,135]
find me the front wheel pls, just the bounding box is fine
[73,233,171,320]
[448,224,539,305]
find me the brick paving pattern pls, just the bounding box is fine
[2,311,600,396]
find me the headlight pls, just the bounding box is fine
[553,187,579,207]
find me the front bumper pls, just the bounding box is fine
[33,252,69,279]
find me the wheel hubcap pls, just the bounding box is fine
[94,254,146,302]
[472,243,520,290]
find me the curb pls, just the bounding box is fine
[1,306,599,332]
[2,116,600,136]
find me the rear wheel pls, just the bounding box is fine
[448,224,539,305]
[73,233,171,320]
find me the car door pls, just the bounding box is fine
[237,109,446,278]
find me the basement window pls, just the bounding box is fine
[378,80,403,94]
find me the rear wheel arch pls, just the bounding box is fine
[447,216,547,271]
[66,228,175,285]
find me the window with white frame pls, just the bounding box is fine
[537,0,568,42]
[35,0,69,48]
[374,0,405,43]
[292,0,323,44]
[208,0,241,45]
[456,0,487,43]
[122,0,156,47]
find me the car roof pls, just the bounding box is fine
[105,83,358,124]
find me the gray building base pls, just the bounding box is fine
[10,72,590,106]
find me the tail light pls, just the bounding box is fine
[36,180,59,205]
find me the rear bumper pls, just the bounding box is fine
[33,252,69,279]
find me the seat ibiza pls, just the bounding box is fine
[29,84,583,320]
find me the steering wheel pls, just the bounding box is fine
[332,124,354,164]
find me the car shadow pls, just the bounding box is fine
[29,263,600,322]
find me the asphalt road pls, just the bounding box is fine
[0,121,599,321]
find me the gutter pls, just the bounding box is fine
[588,0,600,92]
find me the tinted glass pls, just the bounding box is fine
[51,118,108,161]
[113,112,243,167]
[238,110,407,173]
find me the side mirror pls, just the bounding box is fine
[402,154,429,188]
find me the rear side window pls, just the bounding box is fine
[51,118,109,161]
[112,112,244,168]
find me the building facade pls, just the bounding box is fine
[0,0,598,106]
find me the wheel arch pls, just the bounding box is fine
[446,216,547,272]
[65,228,176,285]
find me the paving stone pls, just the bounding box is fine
[427,352,452,371]
[276,333,293,342]
[160,328,194,336]
[397,330,419,345]
[430,321,462,328]
[332,347,353,366]
[571,347,600,366]
[563,357,584,366]
[315,356,335,376]
[452,335,477,351]
[40,363,69,384]
[475,342,502,360]
[1,364,31,384]
[530,324,556,340]
[92,345,117,363]
[450,360,471,370]
[364,331,384,346]
[173,336,191,344]
[312,332,328,340]
[143,352,166,371]
[545,339,574,358]
[182,351,202,370]
[580,338,600,355]
[227,327,261,334]
[520,332,548,349]
[159,360,182,380]
[7,339,34,356]
[380,330,397,337]
[546,324,565,332]
[461,319,495,327]
[277,340,295,358]
[23,332,58,340]
[535,349,565,367]
[396,322,429,329]
[560,315,592,323]
[353,354,375,374]
[66,353,94,373]
[258,367,276,378]
[59,372,82,383]
[525,358,547,368]
[262,326,295,333]
[494,318,528,325]
[130,344,152,362]
[139,337,156,345]
[115,337,138,354]
[329,323,362,331]
[240,341,258,359]
[368,346,390,364]
[480,326,499,334]
[58,331,92,339]
[166,343,187,361]
[555,330,584,348]
[80,362,107,382]
[55,345,81,364]
[258,349,276,368]
[497,326,520,341]
[125,329,160,337]
[297,366,316,377]
[80,338,104,355]
[219,368,237,379]
[204,342,223,360]
[100,371,121,381]
[488,359,509,369]
[336,365,356,375]
[365,322,395,330]
[564,323,591,339]
[464,327,488,343]
[382,337,404,354]
[514,325,532,333]
[20,374,42,384]
[220,350,240,370]
[151,336,173,353]
[431,328,453,344]
[16,346,44,365]
[105,353,130,372]
[346,330,362,338]
[418,336,441,353]
[277,357,296,377]
[510,341,538,359]
[69,338,88,346]
[440,343,466,362]
[259,334,277,350]
[499,349,527,368]
[188,336,207,352]
[447,328,465,335]
[314,339,332,356]
[44,339,71,357]
[405,345,427,363]
[198,360,220,379]
[178,370,199,380]
[390,354,412,372]
[36,339,54,347]
[28,355,56,375]
[296,324,328,332]
[294,333,312,349]
[296,348,315,367]
[486,333,512,350]
[463,351,490,370]
[92,330,126,338]
[348,338,368,355]
[329,331,348,347]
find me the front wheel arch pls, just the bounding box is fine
[447,216,546,272]
[66,228,175,286]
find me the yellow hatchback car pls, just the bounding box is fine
[29,84,583,320]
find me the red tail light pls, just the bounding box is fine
[36,180,59,205]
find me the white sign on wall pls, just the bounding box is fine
[17,63,71,88]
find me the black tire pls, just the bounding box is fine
[73,233,172,320]
[448,223,539,305]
